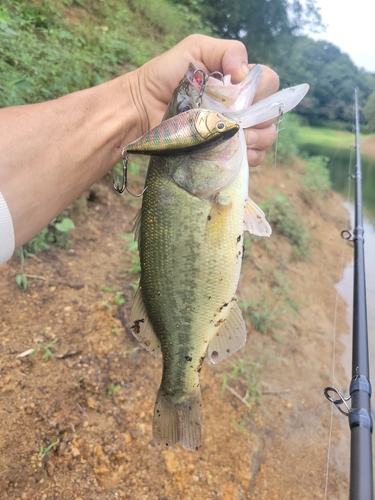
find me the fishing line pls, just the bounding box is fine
[260,104,285,257]
[323,106,356,500]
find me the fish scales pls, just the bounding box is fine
[138,154,246,450]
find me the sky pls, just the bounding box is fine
[311,0,374,73]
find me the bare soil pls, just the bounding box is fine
[0,159,352,499]
[361,134,375,159]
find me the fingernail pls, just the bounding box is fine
[242,63,250,76]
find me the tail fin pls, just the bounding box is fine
[153,387,202,451]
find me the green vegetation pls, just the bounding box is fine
[31,338,59,360]
[107,382,121,397]
[119,234,141,275]
[364,90,375,133]
[0,0,208,108]
[301,155,331,196]
[274,113,301,164]
[239,284,297,340]
[101,285,125,308]
[38,439,59,458]
[15,249,27,291]
[217,358,267,407]
[239,299,280,335]
[299,126,356,149]
[261,192,310,260]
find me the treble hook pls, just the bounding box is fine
[113,147,147,197]
[193,69,224,107]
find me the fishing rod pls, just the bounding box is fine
[324,88,373,499]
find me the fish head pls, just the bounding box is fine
[164,66,200,120]
[185,62,263,114]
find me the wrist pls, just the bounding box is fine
[118,68,150,140]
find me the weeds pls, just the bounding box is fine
[107,383,121,397]
[123,347,139,357]
[21,213,75,256]
[119,233,141,275]
[273,113,300,164]
[231,418,247,433]
[261,191,310,260]
[31,338,59,360]
[38,439,59,458]
[217,358,265,407]
[301,155,331,196]
[15,248,27,291]
[239,272,298,338]
[101,284,125,307]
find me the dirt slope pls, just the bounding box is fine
[0,159,351,499]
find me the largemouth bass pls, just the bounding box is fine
[129,65,308,450]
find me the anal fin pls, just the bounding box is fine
[207,302,247,364]
[130,288,161,356]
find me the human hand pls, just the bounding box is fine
[131,34,279,167]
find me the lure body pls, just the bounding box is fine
[126,109,239,156]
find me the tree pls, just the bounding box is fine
[200,0,323,62]
[364,90,375,132]
[270,36,375,125]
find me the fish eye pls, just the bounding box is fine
[179,104,192,113]
[216,121,226,131]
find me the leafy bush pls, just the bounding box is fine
[261,192,310,260]
[274,113,301,164]
[301,155,331,196]
[22,213,75,255]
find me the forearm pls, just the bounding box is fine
[0,71,142,248]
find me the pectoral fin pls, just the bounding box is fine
[244,198,272,237]
[130,288,161,356]
[207,302,247,364]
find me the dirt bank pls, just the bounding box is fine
[0,158,351,499]
[361,134,375,159]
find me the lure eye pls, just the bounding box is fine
[216,121,226,131]
[180,105,191,113]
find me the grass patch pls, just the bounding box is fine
[261,192,310,260]
[299,126,356,150]
[301,155,331,197]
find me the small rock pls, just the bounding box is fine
[95,466,110,475]
[58,441,67,455]
[123,432,132,444]
[87,397,99,410]
[46,461,55,477]
[71,446,80,458]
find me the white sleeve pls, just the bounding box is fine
[0,191,15,264]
